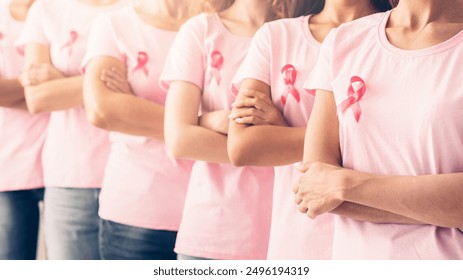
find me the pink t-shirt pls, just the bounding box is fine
[232,16,333,260]
[305,11,463,259]
[16,0,130,188]
[0,0,48,191]
[160,13,274,260]
[81,8,193,230]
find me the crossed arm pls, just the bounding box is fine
[21,43,84,114]
[0,78,27,110]
[293,90,463,228]
[227,78,306,166]
[83,56,166,140]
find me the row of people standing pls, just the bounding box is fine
[1,0,462,260]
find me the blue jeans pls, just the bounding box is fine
[99,219,177,260]
[43,187,100,260]
[0,189,44,260]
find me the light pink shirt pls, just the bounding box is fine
[0,0,48,191]
[160,13,274,260]
[232,16,333,260]
[81,8,193,230]
[16,0,130,188]
[305,11,463,259]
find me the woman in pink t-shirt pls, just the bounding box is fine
[228,0,393,260]
[81,0,193,260]
[0,0,49,260]
[160,0,308,260]
[297,0,463,259]
[16,0,130,260]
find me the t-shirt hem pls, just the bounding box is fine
[175,245,267,260]
[0,183,44,192]
[99,212,180,232]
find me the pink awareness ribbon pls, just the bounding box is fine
[61,30,78,56]
[208,50,223,85]
[281,64,300,106]
[132,51,149,76]
[338,76,366,122]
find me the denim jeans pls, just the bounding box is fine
[43,187,100,260]
[0,189,44,260]
[99,219,177,260]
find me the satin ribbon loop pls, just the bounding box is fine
[338,76,366,122]
[132,51,149,76]
[208,50,223,85]
[61,30,78,56]
[281,64,300,106]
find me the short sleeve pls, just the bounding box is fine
[303,28,336,94]
[15,1,49,48]
[80,14,123,73]
[230,23,271,95]
[159,15,206,91]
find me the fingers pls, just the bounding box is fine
[295,161,312,173]
[101,67,126,84]
[100,68,130,93]
[229,107,264,120]
[234,116,267,125]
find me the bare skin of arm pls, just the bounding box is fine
[21,43,83,114]
[83,56,165,140]
[0,79,27,110]
[227,78,304,166]
[294,90,425,225]
[164,81,230,163]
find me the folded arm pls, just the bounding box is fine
[295,90,427,225]
[228,78,305,166]
[83,56,165,140]
[164,81,230,163]
[22,43,83,114]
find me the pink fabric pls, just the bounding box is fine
[232,16,333,259]
[16,0,130,188]
[305,11,463,259]
[0,0,48,191]
[81,8,193,230]
[160,13,274,260]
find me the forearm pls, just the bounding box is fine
[228,123,305,166]
[342,172,463,227]
[25,75,83,113]
[167,124,230,163]
[332,202,423,224]
[199,110,229,135]
[91,93,165,140]
[0,79,26,108]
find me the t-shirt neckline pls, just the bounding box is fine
[378,9,463,57]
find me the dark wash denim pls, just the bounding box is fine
[99,219,177,260]
[0,188,44,260]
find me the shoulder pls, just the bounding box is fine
[181,12,211,31]
[265,15,307,31]
[331,12,386,42]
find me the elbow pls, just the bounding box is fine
[85,103,110,130]
[25,91,47,114]
[227,139,252,167]
[165,130,190,160]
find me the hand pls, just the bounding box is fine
[20,63,65,86]
[229,88,288,126]
[100,67,132,94]
[199,110,230,135]
[292,162,347,219]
